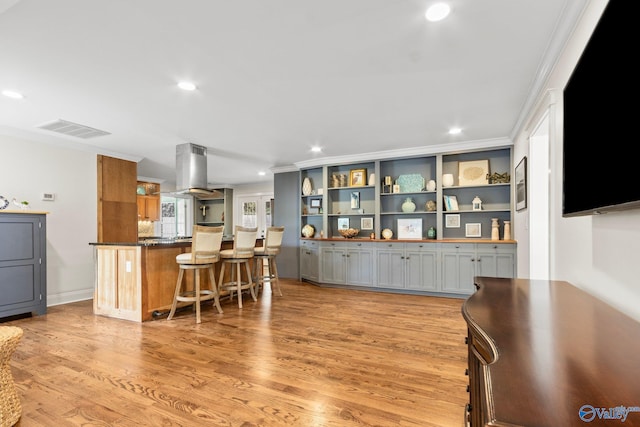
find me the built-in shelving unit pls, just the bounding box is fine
[299,147,512,240]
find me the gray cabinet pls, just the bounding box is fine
[300,239,319,282]
[377,242,437,291]
[320,241,374,286]
[440,243,476,295]
[0,212,47,318]
[441,242,516,295]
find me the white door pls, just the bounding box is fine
[235,194,274,238]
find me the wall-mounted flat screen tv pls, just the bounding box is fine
[562,0,640,217]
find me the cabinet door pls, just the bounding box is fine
[137,196,160,221]
[320,244,346,284]
[376,243,405,288]
[405,244,438,291]
[346,245,374,286]
[441,244,476,294]
[300,240,319,282]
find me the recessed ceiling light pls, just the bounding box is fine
[448,127,462,135]
[258,171,266,176]
[2,89,24,99]
[425,3,451,22]
[178,81,197,91]
[311,146,322,153]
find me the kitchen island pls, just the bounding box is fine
[89,237,262,322]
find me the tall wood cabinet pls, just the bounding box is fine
[0,212,47,318]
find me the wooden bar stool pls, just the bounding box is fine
[168,225,224,323]
[218,226,258,308]
[253,226,285,297]
[0,326,23,427]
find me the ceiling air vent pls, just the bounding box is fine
[37,119,111,139]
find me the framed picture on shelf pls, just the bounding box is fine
[310,199,321,208]
[443,195,459,211]
[458,159,489,186]
[337,218,350,230]
[397,218,422,239]
[351,191,360,209]
[349,169,367,187]
[515,156,527,211]
[445,214,460,228]
[361,217,373,230]
[465,223,482,238]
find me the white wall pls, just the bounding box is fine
[513,0,640,321]
[0,133,97,305]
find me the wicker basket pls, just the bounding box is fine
[1,326,23,427]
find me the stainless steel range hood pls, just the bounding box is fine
[174,143,222,199]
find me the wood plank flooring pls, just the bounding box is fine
[2,280,469,427]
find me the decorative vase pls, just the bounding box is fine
[302,177,312,196]
[491,218,500,241]
[426,179,436,191]
[503,221,511,240]
[368,173,375,186]
[425,200,436,211]
[427,227,436,239]
[442,174,454,187]
[401,197,416,213]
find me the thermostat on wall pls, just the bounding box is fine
[41,192,55,201]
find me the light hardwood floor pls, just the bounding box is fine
[3,279,469,427]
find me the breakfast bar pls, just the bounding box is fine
[89,237,262,322]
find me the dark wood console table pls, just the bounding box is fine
[462,277,640,426]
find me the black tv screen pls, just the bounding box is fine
[562,0,640,217]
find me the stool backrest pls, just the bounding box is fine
[189,225,224,264]
[233,226,258,257]
[263,226,285,255]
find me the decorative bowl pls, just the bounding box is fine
[338,228,360,238]
[301,224,315,238]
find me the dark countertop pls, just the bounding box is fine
[89,236,260,247]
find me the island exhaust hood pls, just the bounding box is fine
[174,143,222,199]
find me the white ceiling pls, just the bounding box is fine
[0,0,585,187]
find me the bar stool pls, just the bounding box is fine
[168,225,224,323]
[0,326,23,427]
[253,226,285,297]
[218,226,258,308]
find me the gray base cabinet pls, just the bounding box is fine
[306,239,515,297]
[0,212,47,318]
[376,242,438,291]
[441,242,516,295]
[320,241,374,286]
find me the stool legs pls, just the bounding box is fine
[168,264,222,323]
[219,259,257,308]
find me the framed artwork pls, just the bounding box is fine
[443,195,459,211]
[397,218,422,239]
[337,218,350,230]
[361,217,373,230]
[445,214,460,228]
[458,159,489,186]
[310,198,321,208]
[465,223,482,238]
[351,191,360,209]
[515,156,527,211]
[349,169,367,187]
